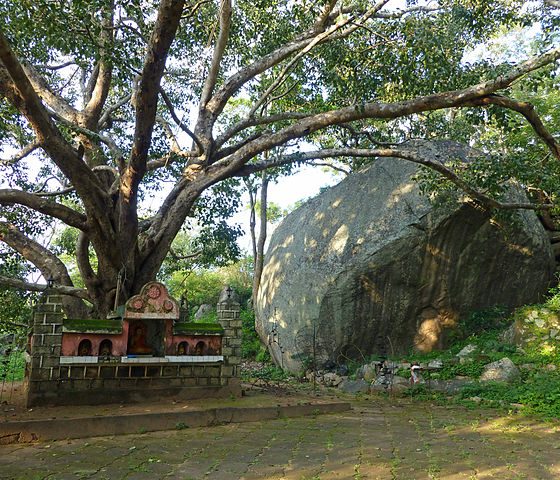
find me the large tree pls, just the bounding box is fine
[1,0,560,317]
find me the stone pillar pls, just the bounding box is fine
[217,286,242,392]
[27,292,64,406]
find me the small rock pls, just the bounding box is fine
[430,378,472,393]
[480,357,520,383]
[456,344,477,364]
[428,359,443,369]
[339,379,370,394]
[534,318,545,328]
[469,396,482,403]
[323,372,343,387]
[362,363,379,382]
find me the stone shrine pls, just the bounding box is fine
[25,282,242,406]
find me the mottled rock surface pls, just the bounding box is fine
[480,357,521,383]
[339,379,370,394]
[256,141,554,372]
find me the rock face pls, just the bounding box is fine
[256,141,555,373]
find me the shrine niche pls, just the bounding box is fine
[78,339,92,356]
[99,339,113,357]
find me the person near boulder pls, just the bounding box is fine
[410,362,422,384]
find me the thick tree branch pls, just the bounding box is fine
[128,0,185,173]
[159,87,202,151]
[0,189,88,230]
[21,63,80,123]
[83,4,114,126]
[467,94,560,161]
[118,0,185,273]
[83,63,100,105]
[0,141,40,165]
[0,222,77,288]
[248,0,390,117]
[199,0,232,108]
[216,112,312,150]
[0,222,91,315]
[0,33,111,224]
[237,147,547,211]
[0,275,90,300]
[213,45,560,173]
[76,232,101,295]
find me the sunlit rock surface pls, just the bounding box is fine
[256,141,554,373]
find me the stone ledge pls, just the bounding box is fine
[0,401,351,444]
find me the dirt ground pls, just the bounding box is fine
[1,383,560,480]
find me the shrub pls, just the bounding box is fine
[0,349,25,382]
[240,309,269,361]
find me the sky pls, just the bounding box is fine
[230,165,342,252]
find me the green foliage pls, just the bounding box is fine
[0,252,35,335]
[240,309,269,361]
[405,291,560,419]
[242,364,290,383]
[413,49,560,210]
[192,310,218,324]
[446,306,510,346]
[0,350,25,382]
[458,372,560,419]
[167,258,253,313]
[438,362,486,381]
[168,270,223,310]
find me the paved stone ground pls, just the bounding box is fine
[1,400,559,480]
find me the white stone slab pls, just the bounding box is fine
[121,356,169,363]
[60,356,98,364]
[165,355,224,363]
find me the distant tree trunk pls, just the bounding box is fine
[253,172,269,307]
[245,178,258,264]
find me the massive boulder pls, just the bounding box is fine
[256,141,554,373]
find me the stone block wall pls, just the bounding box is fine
[27,293,63,388]
[217,297,242,389]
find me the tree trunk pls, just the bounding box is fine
[253,172,268,307]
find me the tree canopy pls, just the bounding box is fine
[1,0,560,317]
